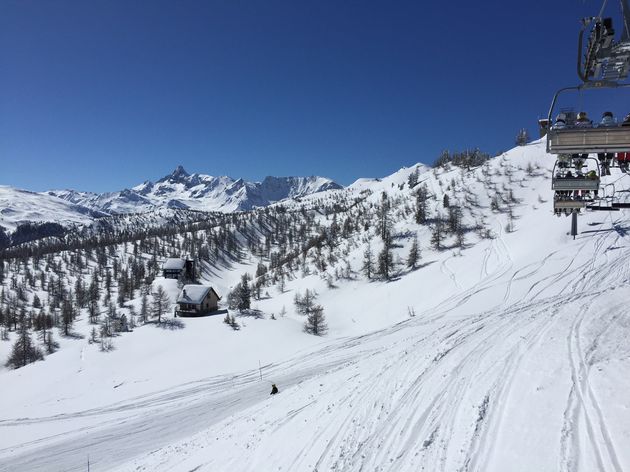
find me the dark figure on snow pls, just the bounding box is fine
[270,384,279,395]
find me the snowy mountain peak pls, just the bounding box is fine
[158,165,191,184]
[8,169,344,218]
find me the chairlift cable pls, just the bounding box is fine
[598,0,609,19]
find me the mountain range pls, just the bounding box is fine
[0,167,342,231]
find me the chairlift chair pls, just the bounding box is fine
[552,157,602,214]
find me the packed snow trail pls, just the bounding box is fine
[2,212,629,472]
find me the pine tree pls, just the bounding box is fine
[45,331,59,354]
[5,320,43,369]
[362,243,374,279]
[60,299,74,336]
[415,185,429,225]
[431,215,445,251]
[377,192,392,242]
[407,237,420,269]
[304,305,328,336]
[515,128,530,146]
[377,231,394,280]
[140,291,149,324]
[294,289,317,316]
[378,244,394,280]
[407,167,419,188]
[447,206,463,233]
[88,299,99,324]
[89,326,98,344]
[151,286,170,323]
[238,274,251,310]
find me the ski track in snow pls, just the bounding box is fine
[4,218,627,472]
[2,149,630,472]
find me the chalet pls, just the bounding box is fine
[176,285,221,316]
[162,258,185,279]
[162,258,196,280]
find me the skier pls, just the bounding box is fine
[618,113,630,171]
[552,114,567,129]
[552,115,571,171]
[575,111,592,127]
[598,111,616,175]
[270,384,279,395]
[570,112,592,174]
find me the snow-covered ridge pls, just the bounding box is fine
[46,166,343,214]
[0,185,106,232]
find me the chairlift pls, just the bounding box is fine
[543,0,630,227]
[551,157,601,215]
[578,0,630,83]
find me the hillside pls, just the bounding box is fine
[0,186,104,232]
[0,140,629,472]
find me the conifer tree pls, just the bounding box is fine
[238,274,251,310]
[362,243,374,279]
[6,320,43,369]
[377,231,394,280]
[304,305,328,336]
[407,237,420,269]
[151,286,170,323]
[515,128,530,146]
[431,215,445,251]
[415,185,429,224]
[294,289,317,316]
[45,331,59,354]
[60,299,74,336]
[140,291,149,324]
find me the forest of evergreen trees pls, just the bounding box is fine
[0,154,532,369]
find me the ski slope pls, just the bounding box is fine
[1,141,629,472]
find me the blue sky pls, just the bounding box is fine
[1,0,627,191]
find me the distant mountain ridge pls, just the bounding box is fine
[46,166,343,214]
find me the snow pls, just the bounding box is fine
[162,258,186,270]
[177,285,214,304]
[0,186,98,232]
[45,169,343,214]
[1,140,629,472]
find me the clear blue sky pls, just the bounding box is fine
[0,0,625,191]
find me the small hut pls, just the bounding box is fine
[163,258,196,280]
[162,258,186,279]
[176,285,221,316]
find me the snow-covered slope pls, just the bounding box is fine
[47,166,343,213]
[0,185,105,232]
[1,141,629,472]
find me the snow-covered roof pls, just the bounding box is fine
[163,258,186,270]
[177,285,215,304]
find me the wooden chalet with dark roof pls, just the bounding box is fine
[176,285,221,316]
